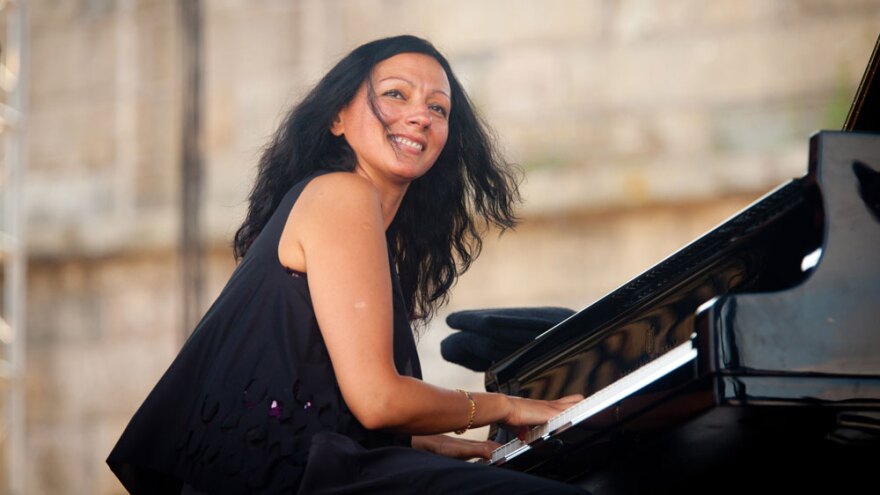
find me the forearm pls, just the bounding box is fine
[358,375,510,435]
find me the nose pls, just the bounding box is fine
[407,106,432,129]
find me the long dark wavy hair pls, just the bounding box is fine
[234,35,521,324]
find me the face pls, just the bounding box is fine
[331,53,451,186]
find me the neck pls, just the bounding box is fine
[353,166,409,230]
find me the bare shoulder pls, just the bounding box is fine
[298,171,381,211]
[293,171,384,229]
[279,172,383,271]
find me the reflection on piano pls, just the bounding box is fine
[482,38,880,493]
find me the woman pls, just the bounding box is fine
[108,35,585,494]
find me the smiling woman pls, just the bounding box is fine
[106,35,587,494]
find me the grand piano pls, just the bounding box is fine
[481,38,880,493]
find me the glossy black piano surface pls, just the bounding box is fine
[482,37,880,493]
[484,131,880,493]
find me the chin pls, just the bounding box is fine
[389,164,434,183]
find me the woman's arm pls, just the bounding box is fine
[281,172,581,434]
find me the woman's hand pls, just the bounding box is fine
[412,434,501,460]
[502,394,584,427]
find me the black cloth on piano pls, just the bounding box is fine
[441,307,575,372]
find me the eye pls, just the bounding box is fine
[429,104,448,118]
[382,89,404,99]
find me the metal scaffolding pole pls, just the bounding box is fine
[179,0,204,341]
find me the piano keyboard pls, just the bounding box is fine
[484,340,698,466]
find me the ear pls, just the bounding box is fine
[330,114,344,136]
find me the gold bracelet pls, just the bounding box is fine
[454,389,476,435]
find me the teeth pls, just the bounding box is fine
[390,135,423,151]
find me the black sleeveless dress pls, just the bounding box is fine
[107,173,586,495]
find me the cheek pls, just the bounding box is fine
[374,100,403,123]
[434,126,449,151]
[349,113,389,149]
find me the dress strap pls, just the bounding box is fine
[250,171,335,262]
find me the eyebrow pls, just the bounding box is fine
[377,76,451,99]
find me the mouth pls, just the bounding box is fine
[389,134,425,153]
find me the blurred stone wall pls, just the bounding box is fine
[22,0,880,493]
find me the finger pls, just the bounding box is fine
[471,442,496,455]
[559,394,584,402]
[471,440,500,452]
[479,440,501,459]
[474,442,495,460]
[457,442,494,460]
[438,438,497,460]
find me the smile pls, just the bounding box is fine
[389,135,424,152]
